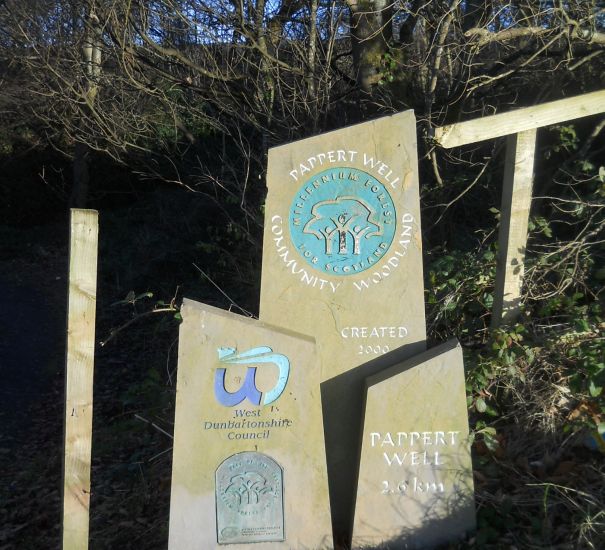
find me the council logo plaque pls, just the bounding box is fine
[168,300,332,549]
[289,168,396,276]
[214,346,290,407]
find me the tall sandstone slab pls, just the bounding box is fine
[352,340,475,548]
[169,299,332,549]
[259,112,426,540]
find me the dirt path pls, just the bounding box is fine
[0,224,68,549]
[0,279,64,443]
[0,216,178,550]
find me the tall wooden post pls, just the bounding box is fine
[63,209,99,550]
[491,129,537,327]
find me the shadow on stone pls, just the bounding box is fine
[351,339,475,549]
[352,479,475,549]
[321,341,426,546]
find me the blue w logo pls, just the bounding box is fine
[214,347,290,407]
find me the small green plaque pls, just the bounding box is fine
[216,452,284,544]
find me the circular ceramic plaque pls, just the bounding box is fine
[289,167,396,276]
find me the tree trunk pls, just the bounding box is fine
[71,141,90,208]
[71,6,102,208]
[348,0,393,93]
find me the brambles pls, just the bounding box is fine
[421,117,604,548]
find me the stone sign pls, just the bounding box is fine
[260,111,425,372]
[351,339,475,548]
[168,299,332,549]
[259,111,426,538]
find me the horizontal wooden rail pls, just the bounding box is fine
[433,89,605,326]
[434,90,605,148]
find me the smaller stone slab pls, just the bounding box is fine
[168,299,332,549]
[352,339,475,548]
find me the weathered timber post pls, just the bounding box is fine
[491,129,537,326]
[433,89,605,327]
[62,209,99,550]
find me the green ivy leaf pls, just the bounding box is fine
[476,397,487,413]
[589,380,602,397]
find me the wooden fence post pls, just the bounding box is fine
[62,209,99,550]
[491,129,537,327]
[433,90,605,327]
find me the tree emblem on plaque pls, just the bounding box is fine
[216,452,284,544]
[224,471,275,506]
[289,167,397,275]
[303,197,382,255]
[214,346,290,407]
